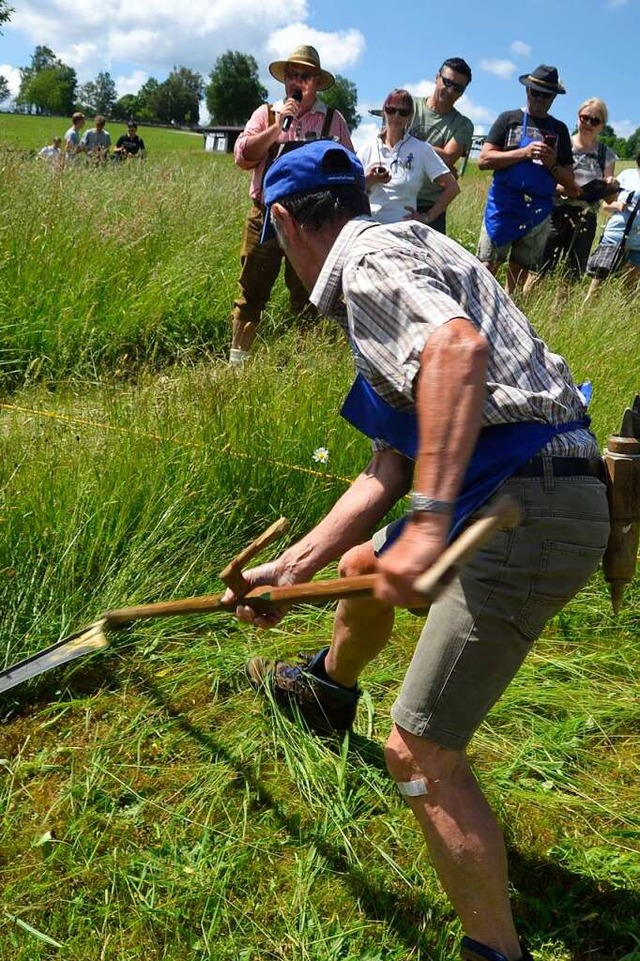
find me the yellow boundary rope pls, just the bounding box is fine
[0,402,354,486]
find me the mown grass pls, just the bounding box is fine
[0,118,639,961]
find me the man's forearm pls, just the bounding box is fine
[412,318,488,505]
[278,450,413,581]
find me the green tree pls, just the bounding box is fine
[625,127,640,159]
[137,78,161,122]
[0,74,10,102]
[17,46,77,115]
[612,137,629,160]
[205,51,267,125]
[149,66,203,125]
[112,94,142,122]
[0,1,13,32]
[78,71,117,116]
[319,74,360,131]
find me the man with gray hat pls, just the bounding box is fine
[477,65,579,295]
[229,44,353,367]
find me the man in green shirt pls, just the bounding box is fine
[410,57,474,233]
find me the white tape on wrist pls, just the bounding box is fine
[396,778,429,797]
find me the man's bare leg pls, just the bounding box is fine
[481,261,500,277]
[506,261,528,297]
[231,317,259,353]
[324,542,395,688]
[386,724,523,961]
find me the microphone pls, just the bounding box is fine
[282,89,302,132]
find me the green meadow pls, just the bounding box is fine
[0,116,638,961]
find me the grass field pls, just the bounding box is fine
[0,116,638,961]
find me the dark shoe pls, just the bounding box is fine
[461,936,533,961]
[246,647,359,735]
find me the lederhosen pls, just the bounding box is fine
[232,107,336,325]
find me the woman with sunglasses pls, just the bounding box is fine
[357,89,459,225]
[540,98,617,279]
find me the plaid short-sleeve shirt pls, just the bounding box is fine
[310,218,598,457]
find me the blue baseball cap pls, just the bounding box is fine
[260,140,365,243]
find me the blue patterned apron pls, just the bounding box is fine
[341,372,589,542]
[484,112,557,247]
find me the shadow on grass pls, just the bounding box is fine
[133,672,640,961]
[3,664,637,961]
[131,669,449,960]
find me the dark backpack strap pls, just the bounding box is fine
[321,106,335,139]
[597,141,607,175]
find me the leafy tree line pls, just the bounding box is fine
[598,124,640,161]
[6,44,361,132]
[12,46,203,124]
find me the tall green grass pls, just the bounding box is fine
[0,119,638,961]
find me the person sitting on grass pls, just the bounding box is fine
[114,121,146,160]
[81,115,111,164]
[37,136,63,164]
[64,111,85,160]
[225,140,609,961]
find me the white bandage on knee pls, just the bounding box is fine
[396,778,429,798]
[229,348,250,367]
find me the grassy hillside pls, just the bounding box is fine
[0,115,638,961]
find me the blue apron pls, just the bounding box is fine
[484,112,556,247]
[341,372,589,543]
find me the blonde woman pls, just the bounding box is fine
[357,89,459,226]
[541,97,617,279]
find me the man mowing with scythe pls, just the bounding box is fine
[225,141,610,961]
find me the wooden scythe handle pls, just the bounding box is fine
[103,497,520,629]
[218,517,290,596]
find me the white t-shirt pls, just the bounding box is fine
[358,134,449,224]
[602,166,640,250]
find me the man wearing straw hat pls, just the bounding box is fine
[229,45,353,367]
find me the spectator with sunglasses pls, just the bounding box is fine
[478,65,578,295]
[408,58,474,233]
[540,99,617,280]
[358,89,459,225]
[229,44,353,367]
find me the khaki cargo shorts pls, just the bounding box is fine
[477,215,551,271]
[373,474,609,750]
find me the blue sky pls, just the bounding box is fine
[1,0,638,151]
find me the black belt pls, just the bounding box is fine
[513,456,605,480]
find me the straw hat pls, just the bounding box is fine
[269,45,335,91]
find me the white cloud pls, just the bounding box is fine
[115,69,149,97]
[479,59,517,81]
[9,0,360,87]
[607,0,627,7]
[510,41,531,58]
[265,24,365,74]
[611,118,636,139]
[0,64,22,98]
[351,120,379,154]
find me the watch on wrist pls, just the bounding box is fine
[410,493,454,514]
